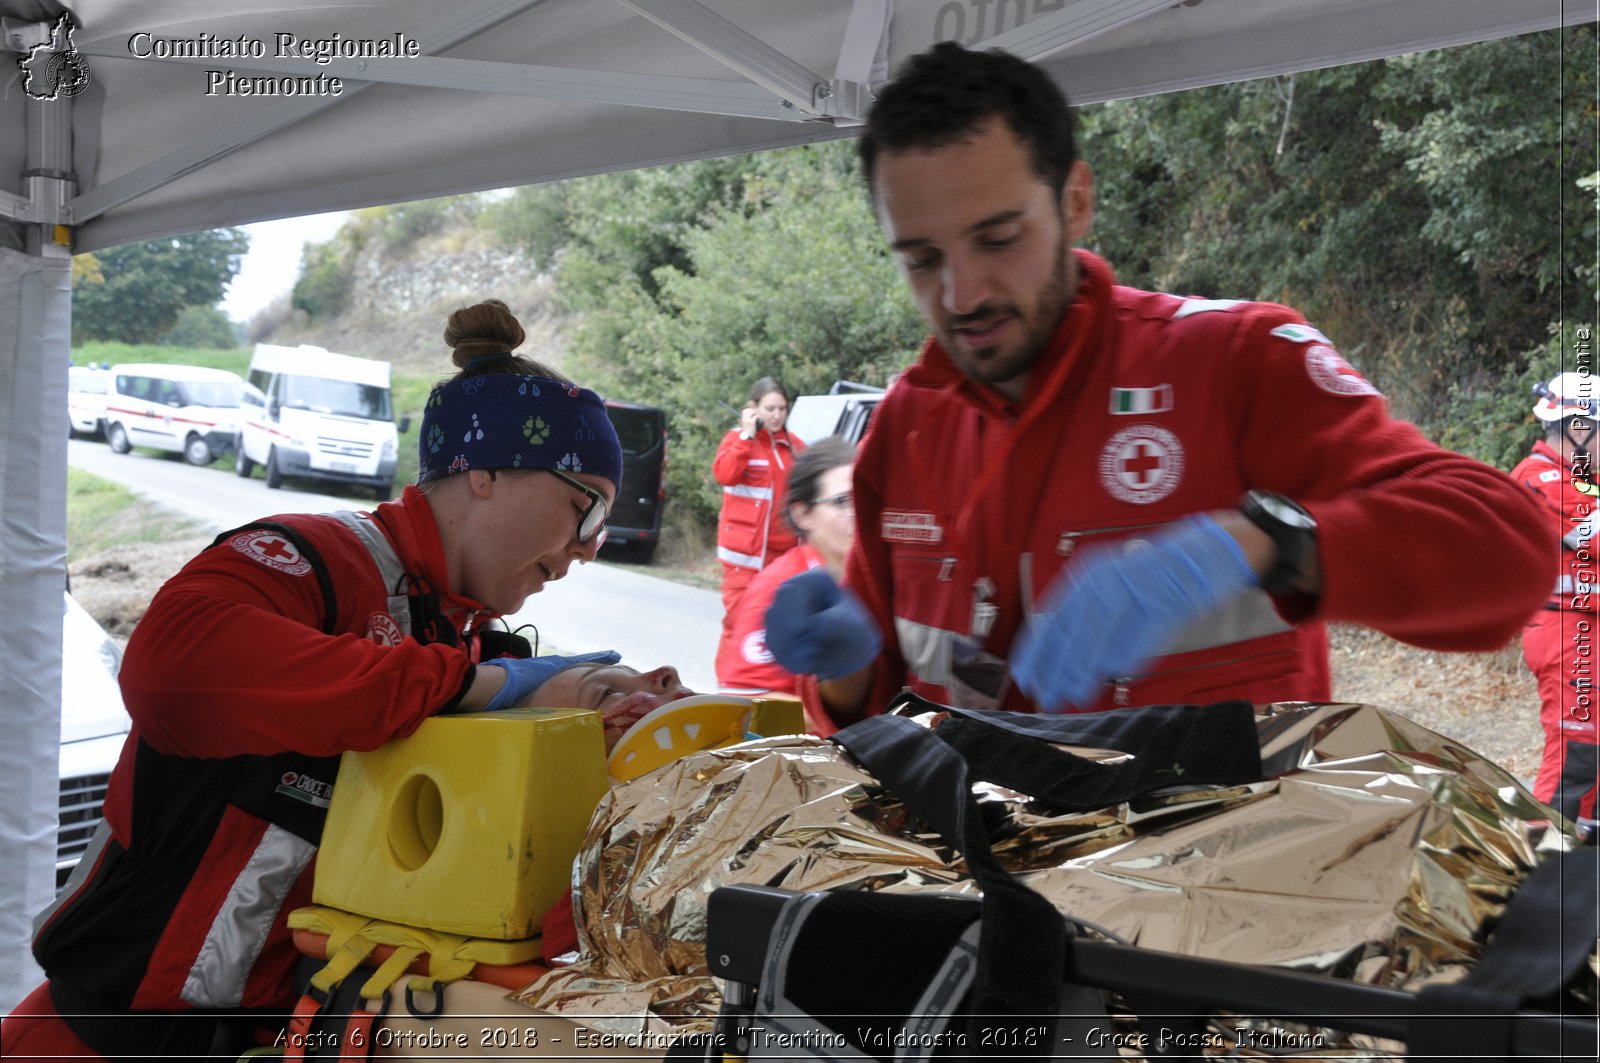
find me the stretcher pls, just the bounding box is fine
[274,695,802,1061]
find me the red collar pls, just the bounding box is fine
[1530,439,1562,466]
[372,485,491,619]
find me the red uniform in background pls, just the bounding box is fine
[713,426,805,615]
[717,543,822,704]
[803,250,1548,727]
[1512,438,1600,821]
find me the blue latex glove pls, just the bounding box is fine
[1010,515,1258,712]
[764,568,883,680]
[476,650,621,712]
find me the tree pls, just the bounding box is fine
[555,142,923,524]
[161,304,238,349]
[1078,25,1595,462]
[73,229,248,344]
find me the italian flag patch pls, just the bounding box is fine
[1109,384,1174,415]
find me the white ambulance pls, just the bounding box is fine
[104,363,245,464]
[236,343,405,501]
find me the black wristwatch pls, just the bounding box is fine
[1238,490,1317,594]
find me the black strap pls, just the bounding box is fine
[895,695,1265,810]
[211,521,339,635]
[1409,849,1600,1060]
[831,714,1065,1060]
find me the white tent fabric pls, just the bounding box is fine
[0,248,68,1009]
[1,0,1594,1013]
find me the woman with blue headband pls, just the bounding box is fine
[8,300,625,1063]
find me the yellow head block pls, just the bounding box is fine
[314,707,608,941]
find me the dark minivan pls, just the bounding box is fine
[602,399,667,561]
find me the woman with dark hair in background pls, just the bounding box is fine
[4,299,623,1062]
[717,437,854,724]
[712,376,807,627]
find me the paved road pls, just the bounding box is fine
[66,439,723,691]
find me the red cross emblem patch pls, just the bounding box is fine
[229,531,313,576]
[1099,424,1185,505]
[1305,344,1381,397]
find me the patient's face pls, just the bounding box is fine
[526,663,695,749]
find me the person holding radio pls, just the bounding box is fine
[712,376,807,634]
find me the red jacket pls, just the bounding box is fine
[34,487,490,1016]
[713,426,805,570]
[1511,439,1594,612]
[805,250,1549,726]
[716,543,821,696]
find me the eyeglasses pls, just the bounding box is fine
[813,492,853,512]
[543,468,609,543]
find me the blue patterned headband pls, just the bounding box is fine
[419,373,623,488]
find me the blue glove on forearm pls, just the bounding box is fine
[1010,515,1258,712]
[764,568,883,680]
[476,650,622,713]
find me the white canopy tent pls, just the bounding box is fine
[2,0,1593,1009]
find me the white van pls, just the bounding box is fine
[104,363,245,465]
[236,343,405,501]
[787,381,887,445]
[66,364,111,438]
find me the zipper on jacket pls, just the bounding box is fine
[971,577,998,639]
[1055,519,1175,558]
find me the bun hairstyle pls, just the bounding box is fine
[444,299,568,381]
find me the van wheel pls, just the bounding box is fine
[265,447,284,489]
[235,447,256,478]
[374,481,393,502]
[183,434,213,466]
[107,423,130,454]
[635,541,657,563]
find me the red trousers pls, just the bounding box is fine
[1523,609,1600,822]
[1,983,104,1063]
[720,561,757,622]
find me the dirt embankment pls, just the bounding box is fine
[70,542,1545,780]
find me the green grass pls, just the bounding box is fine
[392,370,441,491]
[74,340,249,376]
[66,466,205,559]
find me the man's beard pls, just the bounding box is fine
[938,241,1075,392]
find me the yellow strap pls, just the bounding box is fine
[359,945,422,1003]
[322,911,376,956]
[310,935,377,995]
[420,948,476,987]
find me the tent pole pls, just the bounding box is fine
[0,81,74,1013]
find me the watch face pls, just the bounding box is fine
[1256,493,1316,530]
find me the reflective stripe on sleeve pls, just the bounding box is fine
[724,484,773,500]
[181,824,316,1008]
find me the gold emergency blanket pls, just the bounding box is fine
[518,702,1577,1046]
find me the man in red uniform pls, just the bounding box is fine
[1513,373,1599,821]
[765,42,1549,729]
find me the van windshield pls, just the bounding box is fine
[186,381,244,408]
[283,376,392,421]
